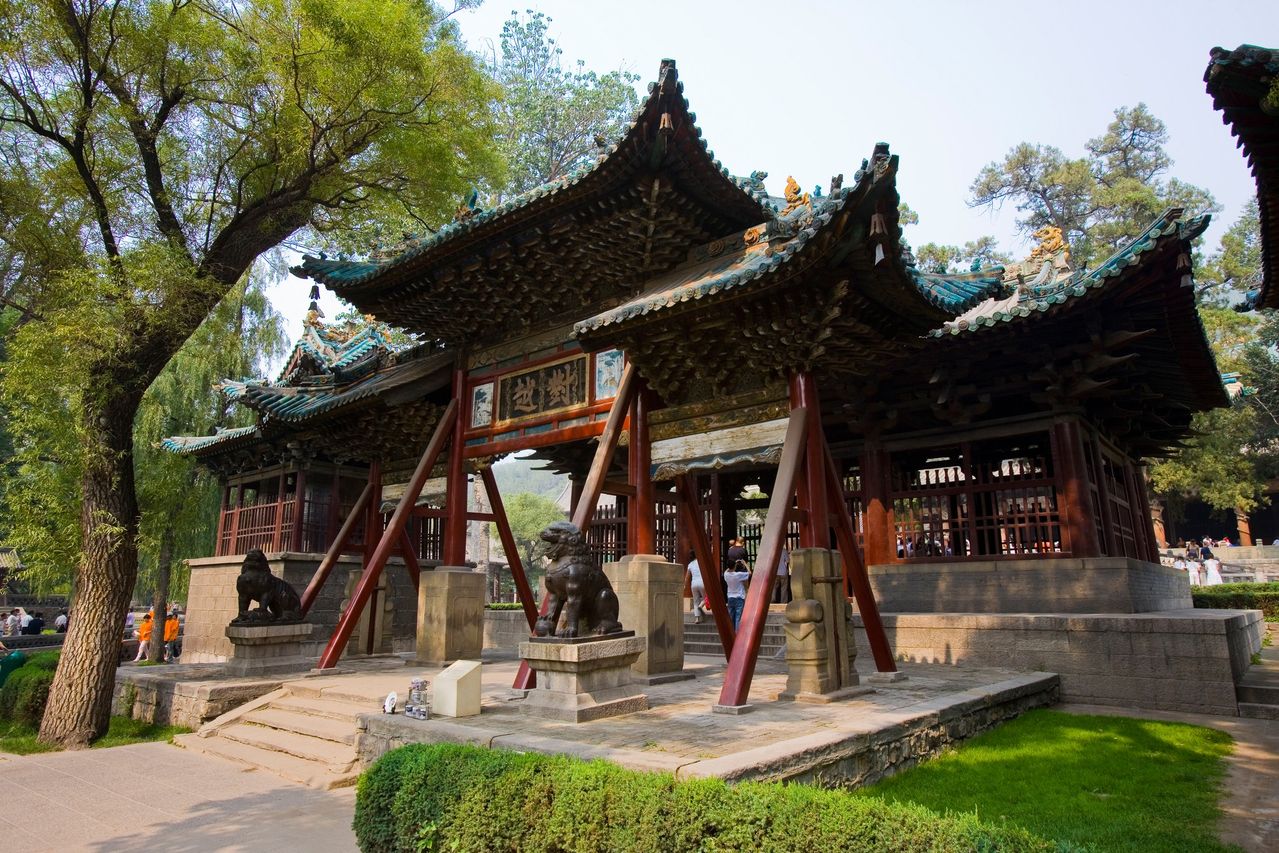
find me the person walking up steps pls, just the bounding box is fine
[686,551,707,623]
[724,559,751,632]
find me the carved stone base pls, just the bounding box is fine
[519,634,648,723]
[224,622,314,676]
[775,684,875,704]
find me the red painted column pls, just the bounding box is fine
[214,484,230,556]
[790,371,829,549]
[289,465,307,553]
[629,382,656,555]
[444,368,468,565]
[861,439,894,566]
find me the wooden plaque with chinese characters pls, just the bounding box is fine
[496,355,588,425]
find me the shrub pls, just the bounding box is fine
[1193,582,1279,620]
[25,651,61,671]
[484,602,527,610]
[353,743,1054,853]
[0,664,55,727]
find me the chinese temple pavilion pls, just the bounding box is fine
[172,58,1229,708]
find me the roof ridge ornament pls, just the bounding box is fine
[780,176,812,217]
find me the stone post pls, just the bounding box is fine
[779,548,868,702]
[604,554,691,684]
[416,567,485,665]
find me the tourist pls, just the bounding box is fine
[163,609,181,658]
[23,612,44,635]
[2,609,17,637]
[1219,536,1232,547]
[723,561,751,631]
[773,548,791,605]
[1185,540,1201,561]
[1186,558,1203,586]
[54,610,68,632]
[1204,554,1224,586]
[686,551,706,623]
[133,612,153,661]
[726,536,749,570]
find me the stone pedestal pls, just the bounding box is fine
[605,554,691,684]
[341,565,394,656]
[224,622,314,676]
[778,549,869,703]
[417,567,485,665]
[519,634,649,722]
[434,660,482,718]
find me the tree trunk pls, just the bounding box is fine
[38,394,140,748]
[147,524,175,664]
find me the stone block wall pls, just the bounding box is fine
[868,557,1190,614]
[111,668,283,729]
[855,608,1264,716]
[484,609,531,652]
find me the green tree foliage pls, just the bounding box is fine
[914,237,1011,274]
[1148,204,1274,518]
[491,492,565,571]
[971,104,1218,266]
[0,0,501,746]
[487,10,640,197]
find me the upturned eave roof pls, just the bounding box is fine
[292,59,774,338]
[1206,44,1279,307]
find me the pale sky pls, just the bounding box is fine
[271,0,1278,337]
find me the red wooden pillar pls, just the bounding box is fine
[228,483,244,554]
[861,439,894,566]
[362,458,383,655]
[325,467,342,548]
[677,475,734,658]
[289,465,307,553]
[215,484,230,556]
[718,408,808,708]
[1055,421,1101,557]
[1125,461,1159,562]
[628,382,656,555]
[790,372,829,549]
[444,368,468,565]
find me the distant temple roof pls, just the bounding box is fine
[162,319,452,470]
[1206,44,1279,308]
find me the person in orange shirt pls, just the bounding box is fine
[163,610,180,658]
[133,613,153,662]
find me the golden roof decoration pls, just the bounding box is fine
[780,176,812,217]
[1027,225,1070,267]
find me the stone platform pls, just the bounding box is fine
[354,651,1059,788]
[856,608,1264,716]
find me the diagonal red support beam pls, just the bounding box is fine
[676,474,734,659]
[572,362,637,532]
[398,527,421,591]
[823,439,897,673]
[718,407,808,708]
[317,400,458,669]
[481,466,538,631]
[299,480,373,616]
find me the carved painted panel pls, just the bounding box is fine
[495,354,589,426]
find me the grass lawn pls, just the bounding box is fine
[0,717,190,755]
[855,708,1235,853]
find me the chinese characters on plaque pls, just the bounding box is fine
[495,355,589,424]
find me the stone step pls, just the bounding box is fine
[174,733,358,790]
[245,707,357,745]
[218,721,358,770]
[270,694,369,723]
[1236,682,1279,705]
[684,642,786,657]
[1238,702,1279,720]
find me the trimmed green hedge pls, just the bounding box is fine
[0,664,54,727]
[485,602,527,611]
[354,743,1054,853]
[1192,582,1279,620]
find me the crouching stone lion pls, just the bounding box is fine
[534,521,623,639]
[230,548,304,625]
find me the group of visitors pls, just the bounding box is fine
[686,537,792,632]
[1,608,68,637]
[131,607,182,661]
[1173,539,1224,586]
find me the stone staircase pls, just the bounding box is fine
[683,612,787,658]
[175,681,369,790]
[1238,630,1279,720]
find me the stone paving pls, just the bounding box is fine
[346,651,1058,782]
[0,741,357,853]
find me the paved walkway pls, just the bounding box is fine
[0,742,357,853]
[1060,703,1279,853]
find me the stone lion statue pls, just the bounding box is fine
[534,521,623,639]
[230,548,303,625]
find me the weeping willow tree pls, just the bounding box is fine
[0,0,500,747]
